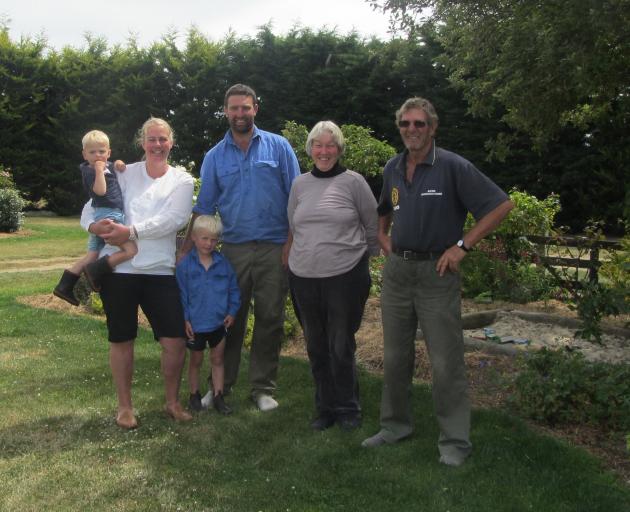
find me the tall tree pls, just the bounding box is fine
[370,0,630,229]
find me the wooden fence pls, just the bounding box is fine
[521,235,621,287]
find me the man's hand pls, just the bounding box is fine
[185,321,194,340]
[114,160,126,172]
[436,245,467,276]
[224,315,235,329]
[378,231,392,256]
[100,223,131,246]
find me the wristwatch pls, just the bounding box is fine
[456,239,470,252]
[128,225,138,241]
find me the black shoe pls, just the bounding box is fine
[53,270,80,306]
[310,414,336,431]
[188,391,202,412]
[213,392,232,415]
[84,256,112,292]
[337,414,362,431]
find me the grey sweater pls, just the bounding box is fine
[287,167,379,278]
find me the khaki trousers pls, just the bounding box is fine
[379,254,472,460]
[221,242,288,398]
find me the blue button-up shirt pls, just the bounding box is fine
[194,126,300,244]
[175,249,241,333]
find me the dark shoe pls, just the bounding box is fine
[310,414,336,431]
[53,270,80,306]
[213,392,232,415]
[188,391,202,412]
[338,414,362,431]
[84,256,112,292]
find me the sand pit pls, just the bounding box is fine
[463,310,630,364]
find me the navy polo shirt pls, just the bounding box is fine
[377,142,508,253]
[80,161,124,209]
[194,126,300,244]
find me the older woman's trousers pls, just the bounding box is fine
[289,254,370,418]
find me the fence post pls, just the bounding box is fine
[589,246,600,284]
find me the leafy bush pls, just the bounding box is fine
[509,348,630,431]
[282,121,396,177]
[0,165,16,189]
[461,190,560,302]
[0,187,26,232]
[369,255,385,296]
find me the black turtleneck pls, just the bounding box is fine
[311,162,347,178]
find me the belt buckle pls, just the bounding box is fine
[402,250,412,260]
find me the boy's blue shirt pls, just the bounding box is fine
[175,248,241,333]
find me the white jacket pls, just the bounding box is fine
[80,162,194,275]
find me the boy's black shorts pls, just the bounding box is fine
[100,273,186,343]
[187,327,227,351]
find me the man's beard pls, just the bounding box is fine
[229,117,254,134]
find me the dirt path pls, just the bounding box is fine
[1,258,78,273]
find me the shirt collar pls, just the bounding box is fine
[311,162,346,178]
[397,140,437,173]
[225,125,260,147]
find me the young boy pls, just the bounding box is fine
[176,215,241,415]
[53,130,136,305]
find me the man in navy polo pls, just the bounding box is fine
[181,83,300,412]
[362,97,513,466]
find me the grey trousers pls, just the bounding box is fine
[378,254,472,460]
[221,242,288,398]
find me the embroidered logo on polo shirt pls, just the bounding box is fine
[391,187,399,206]
[421,189,442,197]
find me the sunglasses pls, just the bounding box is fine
[398,120,428,128]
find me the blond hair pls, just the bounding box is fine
[82,130,110,149]
[192,215,223,237]
[135,117,175,148]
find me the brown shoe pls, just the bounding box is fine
[116,409,138,429]
[165,403,193,422]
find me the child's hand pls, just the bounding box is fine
[114,160,126,172]
[185,321,194,340]
[94,161,106,173]
[224,315,235,329]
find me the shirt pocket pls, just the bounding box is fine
[217,165,240,188]
[253,160,280,174]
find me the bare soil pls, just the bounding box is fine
[16,292,630,485]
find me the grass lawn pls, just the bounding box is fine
[1,219,629,511]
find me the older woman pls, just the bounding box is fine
[287,120,379,431]
[80,118,195,429]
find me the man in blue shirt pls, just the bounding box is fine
[181,83,300,412]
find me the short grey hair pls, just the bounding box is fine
[395,97,439,128]
[305,121,345,157]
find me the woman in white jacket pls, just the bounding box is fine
[81,118,194,429]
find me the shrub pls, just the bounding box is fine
[0,187,26,232]
[282,120,396,178]
[461,189,560,302]
[509,348,630,431]
[369,255,385,296]
[0,165,16,189]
